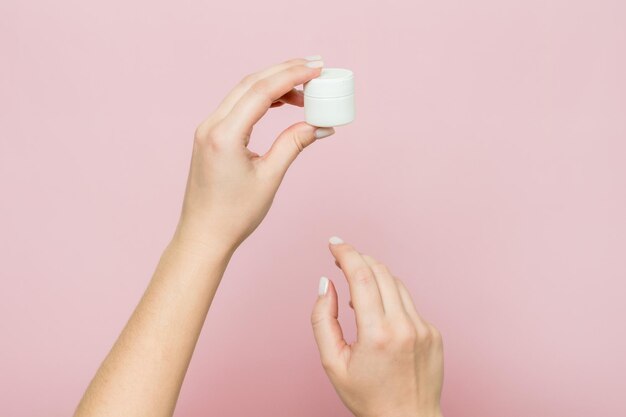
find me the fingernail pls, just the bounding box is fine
[306,60,324,68]
[305,55,322,61]
[318,276,329,297]
[329,236,344,245]
[315,127,335,139]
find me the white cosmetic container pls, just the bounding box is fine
[303,68,355,127]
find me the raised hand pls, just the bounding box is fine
[175,56,335,253]
[312,237,444,417]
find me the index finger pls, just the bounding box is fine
[213,57,313,120]
[328,237,385,333]
[219,62,324,139]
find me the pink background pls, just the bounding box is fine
[1,0,625,416]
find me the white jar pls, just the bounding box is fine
[303,68,355,127]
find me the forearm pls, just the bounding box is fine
[74,230,233,417]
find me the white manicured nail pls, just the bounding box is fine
[318,276,329,297]
[306,60,324,68]
[315,127,335,139]
[329,236,344,245]
[305,55,322,61]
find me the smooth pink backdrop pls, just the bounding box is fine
[1,1,625,416]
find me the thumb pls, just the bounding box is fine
[261,121,335,176]
[311,277,347,372]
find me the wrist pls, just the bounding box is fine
[418,406,443,417]
[381,406,442,417]
[171,217,238,262]
[419,406,443,417]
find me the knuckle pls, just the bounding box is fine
[250,79,271,96]
[416,324,435,344]
[286,65,302,77]
[310,311,325,328]
[249,79,273,106]
[395,320,418,346]
[239,72,257,87]
[415,324,443,351]
[208,123,227,140]
[196,124,228,152]
[291,130,306,153]
[369,327,393,349]
[351,266,374,285]
[193,120,214,146]
[370,263,390,276]
[429,324,443,343]
[193,127,208,146]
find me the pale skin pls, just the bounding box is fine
[73,56,444,417]
[313,240,444,417]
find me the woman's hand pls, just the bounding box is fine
[74,58,337,417]
[312,237,444,417]
[174,57,335,253]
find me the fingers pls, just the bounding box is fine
[327,237,431,337]
[269,88,305,108]
[328,238,385,332]
[260,122,335,177]
[361,254,406,317]
[311,277,347,371]
[212,58,308,120]
[273,88,304,107]
[219,62,324,140]
[395,278,430,333]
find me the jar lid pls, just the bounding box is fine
[303,68,354,98]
